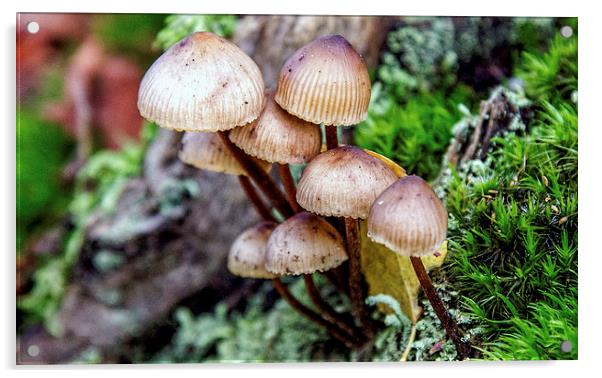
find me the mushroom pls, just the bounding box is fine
[295,145,398,336]
[367,175,471,359]
[266,211,363,345]
[227,221,277,279]
[138,32,265,132]
[229,89,322,211]
[138,31,293,218]
[274,34,371,149]
[179,131,275,222]
[179,131,271,177]
[265,212,348,275]
[227,217,357,347]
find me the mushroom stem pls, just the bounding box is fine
[325,125,338,150]
[409,256,471,360]
[325,269,350,296]
[237,176,276,222]
[271,277,356,348]
[344,217,374,338]
[277,163,302,213]
[218,131,294,218]
[302,274,364,344]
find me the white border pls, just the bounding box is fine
[3,0,600,377]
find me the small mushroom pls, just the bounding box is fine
[229,89,322,165]
[296,145,398,219]
[295,145,397,335]
[227,222,277,279]
[178,131,270,176]
[138,31,265,132]
[265,212,347,275]
[367,175,447,257]
[274,35,371,127]
[366,175,471,359]
[178,131,274,222]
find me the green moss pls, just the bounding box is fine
[153,14,238,51]
[92,14,167,66]
[355,85,474,181]
[17,111,73,250]
[439,32,577,360]
[153,277,350,363]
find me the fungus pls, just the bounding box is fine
[229,88,322,211]
[274,34,371,149]
[227,222,278,279]
[266,212,363,344]
[295,145,398,336]
[137,32,265,132]
[367,175,471,359]
[179,131,275,222]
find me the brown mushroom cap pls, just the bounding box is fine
[274,35,371,126]
[228,222,277,279]
[367,175,448,257]
[138,32,265,132]
[296,145,398,219]
[178,131,270,176]
[229,89,322,164]
[265,212,348,275]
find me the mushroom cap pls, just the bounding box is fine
[274,35,371,126]
[138,32,265,132]
[229,89,322,164]
[228,222,277,279]
[367,175,448,257]
[296,145,398,219]
[178,131,270,176]
[265,212,348,275]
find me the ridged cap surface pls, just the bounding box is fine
[296,146,398,219]
[229,89,321,164]
[367,175,448,257]
[228,222,277,279]
[138,32,265,132]
[265,212,348,275]
[274,35,371,126]
[178,131,270,176]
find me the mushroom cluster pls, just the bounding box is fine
[138,31,471,358]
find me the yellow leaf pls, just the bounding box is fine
[359,149,447,323]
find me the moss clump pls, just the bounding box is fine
[152,278,350,363]
[439,31,577,360]
[355,86,474,181]
[153,15,238,51]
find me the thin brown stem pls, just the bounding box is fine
[303,274,364,344]
[325,269,350,296]
[344,217,374,338]
[277,163,302,213]
[272,277,356,348]
[410,256,471,360]
[325,125,338,150]
[237,175,276,222]
[218,131,294,218]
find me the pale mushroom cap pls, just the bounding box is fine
[228,222,277,279]
[274,35,371,126]
[138,32,265,132]
[265,212,348,275]
[367,175,448,257]
[178,131,270,176]
[229,89,322,164]
[296,145,399,219]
